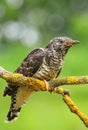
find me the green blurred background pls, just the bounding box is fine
[0,0,88,130]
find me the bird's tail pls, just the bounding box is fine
[5,107,21,122]
[5,86,33,122]
[5,87,21,122]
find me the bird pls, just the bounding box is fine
[3,36,79,122]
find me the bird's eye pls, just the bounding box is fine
[60,39,64,43]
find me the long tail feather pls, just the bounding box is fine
[5,86,33,122]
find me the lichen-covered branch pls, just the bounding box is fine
[1,66,88,90]
[52,87,88,127]
[0,66,88,127]
[49,76,88,88]
[0,66,49,91]
[63,95,88,127]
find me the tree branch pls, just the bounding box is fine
[0,66,88,127]
[49,76,88,87]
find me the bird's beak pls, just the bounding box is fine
[64,40,80,46]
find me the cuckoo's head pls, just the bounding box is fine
[46,36,79,53]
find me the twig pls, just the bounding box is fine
[49,76,88,88]
[52,87,88,127]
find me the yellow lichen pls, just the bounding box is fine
[58,88,64,94]
[67,77,78,84]
[86,76,88,80]
[12,74,23,79]
[2,73,23,81]
[53,87,64,94]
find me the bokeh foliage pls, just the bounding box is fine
[0,0,88,130]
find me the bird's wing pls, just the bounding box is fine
[3,48,45,97]
[16,48,45,76]
[5,86,33,122]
